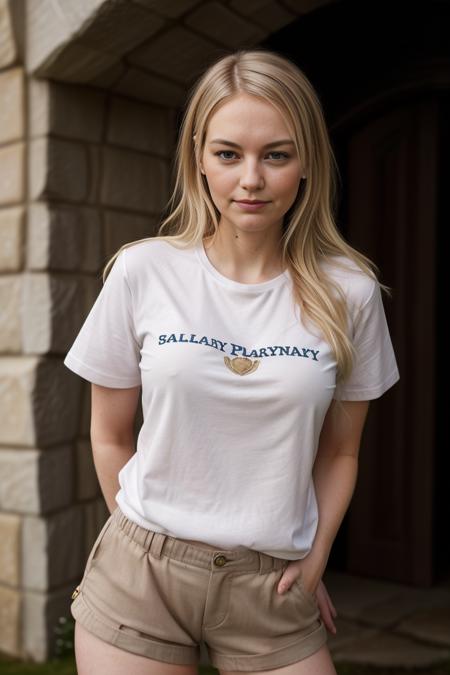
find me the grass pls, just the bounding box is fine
[1,617,449,674]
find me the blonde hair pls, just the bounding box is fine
[102,48,391,393]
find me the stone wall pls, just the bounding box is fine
[0,0,177,660]
[0,0,28,658]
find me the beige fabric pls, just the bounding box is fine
[71,506,327,671]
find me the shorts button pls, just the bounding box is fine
[71,585,80,600]
[213,554,227,567]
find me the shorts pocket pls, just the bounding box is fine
[83,515,114,576]
[292,574,318,608]
[71,514,114,601]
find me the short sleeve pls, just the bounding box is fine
[334,280,400,401]
[63,249,142,388]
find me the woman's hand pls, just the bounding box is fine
[314,579,338,634]
[277,561,338,635]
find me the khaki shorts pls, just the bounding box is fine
[70,506,327,672]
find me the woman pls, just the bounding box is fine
[64,48,400,675]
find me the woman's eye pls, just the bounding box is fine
[214,150,290,161]
[215,150,237,160]
[268,151,290,160]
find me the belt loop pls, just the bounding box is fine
[258,551,272,574]
[149,532,168,559]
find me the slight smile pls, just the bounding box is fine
[234,200,270,211]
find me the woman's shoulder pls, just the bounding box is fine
[121,236,177,260]
[320,254,378,312]
[120,237,193,277]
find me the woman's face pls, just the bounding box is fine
[200,92,303,237]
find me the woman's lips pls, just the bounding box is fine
[234,200,269,211]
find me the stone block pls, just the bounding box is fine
[0,357,82,446]
[26,0,106,75]
[0,449,40,513]
[89,59,125,89]
[51,268,107,362]
[80,1,165,55]
[103,209,156,259]
[27,202,102,273]
[107,96,172,156]
[22,584,78,661]
[8,0,25,64]
[29,137,90,203]
[397,606,450,648]
[0,512,21,585]
[0,67,24,144]
[22,271,106,355]
[87,143,101,203]
[184,2,267,49]
[29,77,106,142]
[45,377,79,434]
[21,272,81,354]
[113,67,185,107]
[38,445,74,513]
[0,357,38,446]
[0,446,73,514]
[128,25,223,85]
[320,570,409,621]
[101,146,169,214]
[0,206,24,271]
[0,274,21,351]
[0,0,18,68]
[21,273,51,353]
[22,589,51,661]
[22,505,84,591]
[332,629,450,668]
[0,585,20,656]
[133,0,199,18]
[230,0,278,12]
[0,142,25,205]
[283,0,337,13]
[37,38,119,83]
[356,585,450,628]
[82,498,110,562]
[233,1,297,31]
[76,440,100,501]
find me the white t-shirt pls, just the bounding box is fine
[64,238,400,560]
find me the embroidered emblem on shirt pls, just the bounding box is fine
[224,356,260,376]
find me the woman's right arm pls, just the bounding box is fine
[90,383,141,514]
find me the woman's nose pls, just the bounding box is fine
[239,160,264,190]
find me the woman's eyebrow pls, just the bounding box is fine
[209,139,295,148]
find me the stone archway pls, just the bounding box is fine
[0,0,337,662]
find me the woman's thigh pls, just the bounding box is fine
[218,643,336,675]
[74,620,199,675]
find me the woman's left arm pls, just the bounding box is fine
[277,399,370,608]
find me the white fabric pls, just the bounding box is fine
[64,239,400,560]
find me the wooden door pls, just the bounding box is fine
[342,99,438,585]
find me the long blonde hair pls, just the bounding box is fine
[102,48,391,388]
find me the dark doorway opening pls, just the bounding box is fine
[263,0,449,586]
